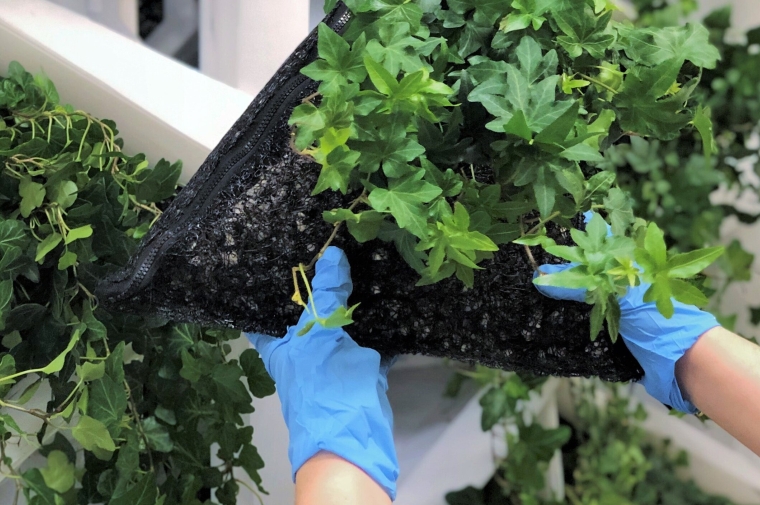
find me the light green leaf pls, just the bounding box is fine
[560,143,604,163]
[79,361,105,381]
[603,188,634,236]
[40,327,80,375]
[555,168,585,205]
[35,233,62,263]
[72,415,116,453]
[47,180,78,209]
[692,105,716,163]
[57,251,77,270]
[533,266,597,290]
[19,177,46,218]
[368,175,442,238]
[64,224,93,245]
[319,303,360,329]
[669,278,709,307]
[40,450,75,494]
[643,222,667,267]
[666,246,724,278]
[644,276,674,319]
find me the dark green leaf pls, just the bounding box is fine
[134,159,181,203]
[239,348,276,399]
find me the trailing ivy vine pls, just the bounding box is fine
[445,371,736,505]
[291,0,729,339]
[445,1,760,502]
[0,62,275,505]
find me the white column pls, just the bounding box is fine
[199,0,311,97]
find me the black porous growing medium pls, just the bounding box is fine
[97,3,643,382]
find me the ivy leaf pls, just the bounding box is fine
[88,374,128,437]
[33,72,60,104]
[643,222,667,267]
[21,469,58,505]
[239,348,276,399]
[65,224,93,245]
[35,233,62,263]
[552,7,614,58]
[555,168,585,205]
[47,180,78,209]
[586,171,615,198]
[533,165,556,218]
[303,25,367,95]
[0,219,28,251]
[643,275,674,319]
[211,363,252,406]
[605,295,621,343]
[603,188,634,235]
[289,103,327,150]
[666,246,724,278]
[323,208,386,243]
[718,240,754,281]
[669,278,709,307]
[364,55,399,96]
[366,22,426,75]
[692,105,716,164]
[72,415,116,453]
[533,266,597,290]
[368,174,442,238]
[319,303,360,328]
[135,159,181,203]
[355,121,425,177]
[614,59,694,139]
[560,143,604,163]
[617,23,720,69]
[479,386,509,431]
[109,472,158,505]
[237,445,266,489]
[19,176,46,218]
[589,298,605,340]
[39,450,75,494]
[40,327,80,375]
[142,417,174,453]
[78,361,105,382]
[312,144,361,195]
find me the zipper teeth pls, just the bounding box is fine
[108,5,354,300]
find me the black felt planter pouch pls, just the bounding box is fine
[97,3,643,382]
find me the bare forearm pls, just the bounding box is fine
[676,326,760,456]
[295,452,393,505]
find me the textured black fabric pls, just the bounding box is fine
[97,3,643,382]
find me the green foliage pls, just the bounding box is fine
[0,62,275,504]
[291,0,727,340]
[446,377,735,505]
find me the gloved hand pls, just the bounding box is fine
[533,215,720,414]
[245,247,399,499]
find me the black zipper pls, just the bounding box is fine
[100,4,352,302]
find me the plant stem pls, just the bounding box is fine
[579,73,618,94]
[235,478,265,505]
[305,189,368,271]
[124,380,154,472]
[527,211,561,235]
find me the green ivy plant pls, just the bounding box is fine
[445,372,736,505]
[289,0,729,338]
[0,62,275,505]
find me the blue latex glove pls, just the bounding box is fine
[246,247,399,499]
[533,214,719,413]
